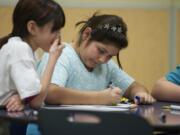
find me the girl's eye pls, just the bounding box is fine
[98,48,105,54]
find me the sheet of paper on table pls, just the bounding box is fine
[43,103,137,112]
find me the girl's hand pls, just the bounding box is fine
[100,87,122,105]
[134,92,156,105]
[49,38,65,60]
[6,94,24,112]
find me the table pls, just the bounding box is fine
[0,102,180,133]
[0,109,37,124]
[135,102,180,133]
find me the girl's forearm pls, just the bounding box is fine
[45,84,106,105]
[152,78,180,102]
[30,56,57,108]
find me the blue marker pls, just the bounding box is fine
[108,82,114,90]
[134,96,140,104]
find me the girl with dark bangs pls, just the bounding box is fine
[0,0,65,111]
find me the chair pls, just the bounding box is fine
[38,107,153,135]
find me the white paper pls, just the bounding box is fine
[43,104,134,112]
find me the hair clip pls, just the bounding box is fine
[111,26,117,31]
[98,24,122,33]
[117,27,122,33]
[104,24,110,29]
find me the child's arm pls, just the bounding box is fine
[124,82,156,104]
[29,39,64,108]
[45,84,121,105]
[151,77,180,102]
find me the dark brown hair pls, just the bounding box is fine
[0,0,65,48]
[76,13,128,68]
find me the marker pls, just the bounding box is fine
[120,97,129,104]
[162,105,180,110]
[109,83,114,90]
[134,96,141,104]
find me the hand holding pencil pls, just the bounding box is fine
[98,87,122,105]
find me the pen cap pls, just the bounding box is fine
[134,96,141,104]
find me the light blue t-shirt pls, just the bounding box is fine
[166,65,180,85]
[37,43,134,94]
[27,43,135,135]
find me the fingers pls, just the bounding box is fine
[49,38,65,56]
[134,93,156,105]
[149,95,156,103]
[52,38,62,47]
[110,88,122,104]
[49,40,58,53]
[6,95,24,112]
[49,38,60,52]
[53,38,60,46]
[6,103,23,112]
[6,100,24,112]
[111,87,122,95]
[57,44,65,51]
[6,104,24,112]
[143,94,156,104]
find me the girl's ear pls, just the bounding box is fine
[27,20,38,36]
[82,27,92,41]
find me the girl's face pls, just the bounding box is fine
[80,41,120,70]
[30,21,60,52]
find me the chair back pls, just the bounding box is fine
[38,108,153,135]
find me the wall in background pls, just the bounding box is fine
[0,0,179,90]
[0,7,13,37]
